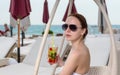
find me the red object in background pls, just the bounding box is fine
[0,31,4,35]
[62,0,77,22]
[43,0,49,23]
[9,0,31,20]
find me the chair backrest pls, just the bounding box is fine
[85,34,110,66]
[23,36,69,67]
[23,34,110,67]
[0,36,16,58]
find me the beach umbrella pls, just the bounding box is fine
[9,0,31,46]
[9,0,31,62]
[43,0,49,24]
[62,0,77,22]
[42,0,49,34]
[98,0,108,33]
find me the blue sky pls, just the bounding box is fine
[0,0,120,25]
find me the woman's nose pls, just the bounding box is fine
[65,27,71,32]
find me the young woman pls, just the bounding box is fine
[57,13,90,75]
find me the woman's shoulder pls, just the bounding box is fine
[75,45,90,64]
[80,44,89,55]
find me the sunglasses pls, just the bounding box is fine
[62,24,81,32]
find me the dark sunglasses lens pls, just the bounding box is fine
[69,25,77,31]
[62,24,68,31]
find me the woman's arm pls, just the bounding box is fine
[59,53,79,75]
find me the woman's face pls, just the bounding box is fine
[64,16,85,42]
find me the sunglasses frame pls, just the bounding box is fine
[62,24,81,32]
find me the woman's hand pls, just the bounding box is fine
[48,54,64,66]
[57,55,64,67]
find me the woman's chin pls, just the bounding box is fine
[66,37,71,41]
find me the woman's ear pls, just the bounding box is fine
[81,28,86,35]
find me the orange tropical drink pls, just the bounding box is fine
[48,46,58,64]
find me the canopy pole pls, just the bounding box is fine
[33,0,60,75]
[59,0,74,56]
[17,19,21,63]
[50,0,75,75]
[94,0,118,75]
[68,0,74,16]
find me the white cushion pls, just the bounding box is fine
[0,63,55,75]
[85,34,110,66]
[23,36,69,67]
[13,38,36,55]
[0,37,16,58]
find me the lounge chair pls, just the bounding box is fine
[0,36,17,58]
[23,36,69,67]
[85,34,110,66]
[0,36,69,75]
[0,36,17,67]
[11,38,36,61]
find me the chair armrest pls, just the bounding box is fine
[0,58,9,67]
[88,66,110,75]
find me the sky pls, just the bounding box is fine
[0,0,120,25]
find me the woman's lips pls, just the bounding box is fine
[65,34,71,37]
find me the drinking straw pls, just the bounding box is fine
[51,34,55,47]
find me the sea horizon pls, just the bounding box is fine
[0,24,120,36]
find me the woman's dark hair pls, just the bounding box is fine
[69,13,88,39]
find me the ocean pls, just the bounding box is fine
[0,25,120,36]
